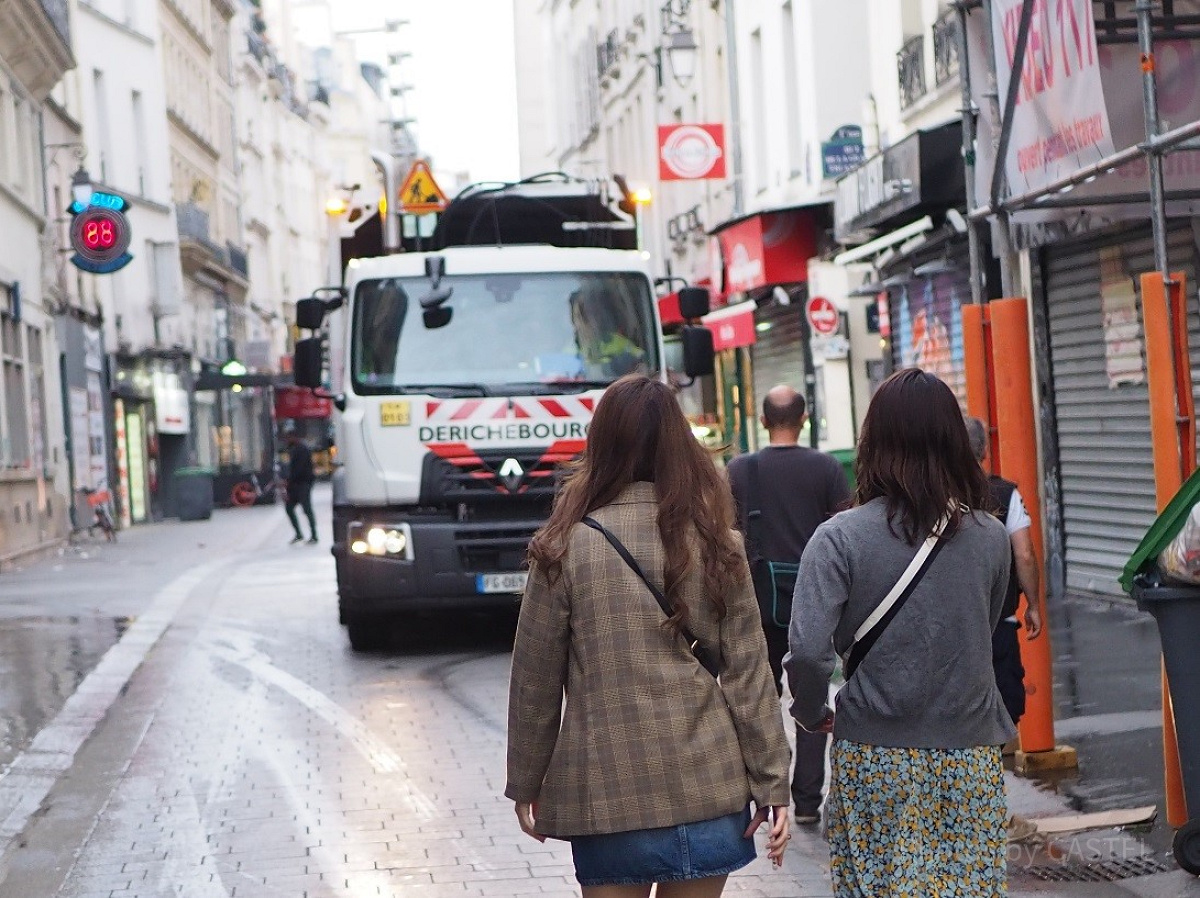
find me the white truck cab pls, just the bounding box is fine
[294,176,712,650]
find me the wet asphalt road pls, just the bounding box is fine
[0,486,1193,897]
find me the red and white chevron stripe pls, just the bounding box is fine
[425,396,597,422]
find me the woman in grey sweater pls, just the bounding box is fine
[785,368,1016,897]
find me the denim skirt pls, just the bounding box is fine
[569,806,756,886]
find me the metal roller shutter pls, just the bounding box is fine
[751,301,807,448]
[886,242,971,406]
[1045,225,1199,597]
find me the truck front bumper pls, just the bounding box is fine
[332,515,538,615]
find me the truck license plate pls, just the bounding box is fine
[476,572,528,594]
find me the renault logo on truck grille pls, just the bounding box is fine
[498,458,525,492]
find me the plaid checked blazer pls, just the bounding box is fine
[505,482,791,838]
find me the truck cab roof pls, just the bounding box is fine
[346,244,654,282]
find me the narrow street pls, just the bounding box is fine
[0,489,1192,898]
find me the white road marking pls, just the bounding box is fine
[0,560,225,852]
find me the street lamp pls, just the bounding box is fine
[71,165,94,206]
[664,28,698,87]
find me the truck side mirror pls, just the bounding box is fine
[423,306,453,329]
[678,286,711,320]
[294,337,324,388]
[296,297,327,330]
[681,325,715,378]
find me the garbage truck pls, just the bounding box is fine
[293,174,714,649]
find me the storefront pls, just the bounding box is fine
[193,364,275,506]
[707,205,829,453]
[1040,222,1200,597]
[57,317,113,529]
[834,122,979,409]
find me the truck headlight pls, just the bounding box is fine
[384,530,406,555]
[348,522,414,560]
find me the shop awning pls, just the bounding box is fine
[709,205,825,294]
[702,302,757,351]
[275,385,333,420]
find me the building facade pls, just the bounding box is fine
[0,0,76,558]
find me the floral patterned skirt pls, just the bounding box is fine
[826,740,1007,897]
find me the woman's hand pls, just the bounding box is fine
[515,801,545,842]
[744,804,791,868]
[801,707,834,734]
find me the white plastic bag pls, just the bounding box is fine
[1159,500,1200,585]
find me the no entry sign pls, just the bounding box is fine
[807,296,839,335]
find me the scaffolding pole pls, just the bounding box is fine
[1138,0,1172,277]
[955,0,985,305]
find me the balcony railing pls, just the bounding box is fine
[596,28,620,79]
[932,7,960,87]
[40,0,70,47]
[897,35,926,110]
[227,244,249,279]
[247,31,269,65]
[177,201,210,243]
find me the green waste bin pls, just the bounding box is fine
[830,448,856,493]
[176,467,215,522]
[1123,467,1200,876]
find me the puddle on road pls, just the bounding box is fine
[0,616,127,770]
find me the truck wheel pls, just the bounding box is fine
[346,616,388,652]
[1175,819,1200,876]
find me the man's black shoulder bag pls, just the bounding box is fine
[744,453,799,629]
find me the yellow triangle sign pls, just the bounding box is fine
[398,161,448,215]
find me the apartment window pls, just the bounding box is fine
[782,2,803,178]
[13,97,32,197]
[0,292,29,468]
[132,90,147,196]
[0,84,9,185]
[93,70,112,182]
[751,29,769,193]
[27,326,46,472]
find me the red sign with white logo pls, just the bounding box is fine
[702,303,757,351]
[716,210,818,294]
[275,386,333,420]
[658,124,727,181]
[807,296,840,335]
[718,217,768,293]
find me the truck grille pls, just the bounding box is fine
[456,524,538,571]
[422,443,582,504]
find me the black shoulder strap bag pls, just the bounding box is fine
[581,516,720,679]
[745,454,800,628]
[842,520,949,679]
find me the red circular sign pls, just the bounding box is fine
[807,296,840,335]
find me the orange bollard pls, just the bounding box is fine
[1141,272,1190,827]
[990,298,1074,768]
[962,304,991,424]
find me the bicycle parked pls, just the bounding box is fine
[79,485,117,541]
[229,467,284,508]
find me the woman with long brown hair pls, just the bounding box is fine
[785,368,1016,896]
[506,375,791,898]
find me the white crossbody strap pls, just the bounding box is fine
[852,519,948,643]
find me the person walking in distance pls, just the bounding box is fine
[726,385,850,825]
[507,375,791,897]
[965,416,1043,726]
[284,425,318,545]
[787,369,1015,896]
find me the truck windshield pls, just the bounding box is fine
[352,271,659,395]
